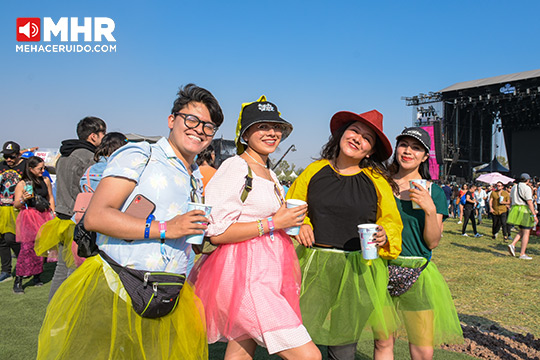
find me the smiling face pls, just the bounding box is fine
[167,101,215,167]
[338,121,376,162]
[243,122,283,156]
[395,136,429,171]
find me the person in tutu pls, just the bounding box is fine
[507,173,538,260]
[37,84,223,360]
[286,109,402,360]
[374,127,463,359]
[192,96,321,359]
[12,156,54,293]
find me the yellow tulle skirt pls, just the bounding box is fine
[0,206,18,234]
[35,217,77,266]
[37,255,208,360]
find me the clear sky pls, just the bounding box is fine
[2,0,539,168]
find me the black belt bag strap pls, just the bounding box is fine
[100,251,186,318]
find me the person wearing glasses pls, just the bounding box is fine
[489,181,510,241]
[0,141,26,283]
[192,96,321,359]
[37,84,223,359]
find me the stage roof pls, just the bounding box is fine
[439,69,540,93]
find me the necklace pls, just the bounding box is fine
[244,151,268,168]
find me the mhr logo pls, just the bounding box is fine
[17,17,116,42]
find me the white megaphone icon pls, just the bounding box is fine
[19,22,30,37]
[18,21,39,39]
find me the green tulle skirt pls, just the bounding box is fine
[297,246,398,346]
[507,205,535,228]
[37,255,208,360]
[389,256,463,346]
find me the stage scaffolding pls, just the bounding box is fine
[404,69,540,181]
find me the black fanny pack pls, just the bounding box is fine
[100,251,186,318]
[387,260,429,297]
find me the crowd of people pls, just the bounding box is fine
[0,83,537,360]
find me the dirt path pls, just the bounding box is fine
[442,325,540,359]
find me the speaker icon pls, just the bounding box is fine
[16,18,41,42]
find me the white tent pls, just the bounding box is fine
[277,171,286,180]
[289,171,298,179]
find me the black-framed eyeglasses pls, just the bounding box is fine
[174,112,218,136]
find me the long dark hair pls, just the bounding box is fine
[388,136,432,185]
[320,121,398,194]
[94,132,128,162]
[22,156,45,189]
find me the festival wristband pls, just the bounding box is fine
[159,221,167,243]
[256,219,264,237]
[144,214,155,239]
[267,217,275,241]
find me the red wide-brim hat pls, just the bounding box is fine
[330,109,392,160]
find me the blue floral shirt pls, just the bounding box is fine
[96,137,203,275]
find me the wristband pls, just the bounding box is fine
[144,214,155,239]
[159,221,167,243]
[256,219,264,237]
[267,217,275,241]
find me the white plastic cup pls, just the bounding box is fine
[285,199,307,236]
[409,179,430,209]
[499,195,504,203]
[358,224,379,260]
[185,202,212,245]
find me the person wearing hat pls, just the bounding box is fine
[192,96,321,359]
[286,109,402,360]
[507,173,537,260]
[375,127,463,359]
[0,141,26,283]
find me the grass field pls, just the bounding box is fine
[1,216,537,359]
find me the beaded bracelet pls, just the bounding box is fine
[256,219,265,237]
[267,217,275,241]
[144,214,155,239]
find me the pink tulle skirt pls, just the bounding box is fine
[192,231,309,353]
[16,207,53,243]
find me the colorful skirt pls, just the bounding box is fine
[35,217,76,267]
[297,246,398,346]
[507,205,535,228]
[0,206,18,234]
[37,254,207,360]
[389,256,463,346]
[193,231,311,354]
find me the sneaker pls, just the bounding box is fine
[462,233,469,237]
[13,277,24,294]
[519,254,532,260]
[508,244,516,257]
[474,233,483,238]
[458,221,462,224]
[0,272,12,283]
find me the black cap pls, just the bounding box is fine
[2,141,21,156]
[396,127,431,152]
[238,100,293,144]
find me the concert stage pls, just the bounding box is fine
[404,69,540,181]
